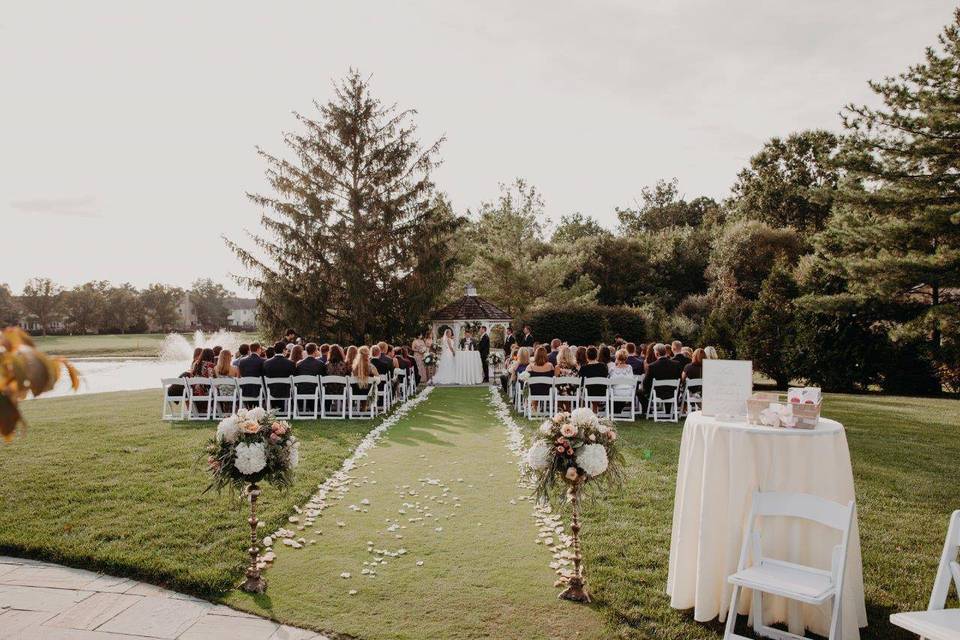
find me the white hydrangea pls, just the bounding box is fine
[526,440,553,470]
[597,423,611,435]
[234,442,267,475]
[246,407,267,423]
[570,407,599,429]
[575,443,609,478]
[216,417,240,443]
[539,420,554,436]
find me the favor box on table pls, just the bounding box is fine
[746,391,822,429]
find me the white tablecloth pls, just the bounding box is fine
[666,411,867,639]
[452,350,484,385]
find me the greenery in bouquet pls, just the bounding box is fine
[488,352,503,367]
[526,408,625,504]
[423,351,437,366]
[205,407,299,493]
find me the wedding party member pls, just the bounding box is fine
[477,326,490,383]
[625,342,644,374]
[546,338,562,366]
[411,333,428,383]
[504,326,517,354]
[671,340,691,367]
[233,343,249,366]
[521,325,535,348]
[284,328,298,345]
[642,343,683,400]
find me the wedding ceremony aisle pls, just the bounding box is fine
[222,387,608,640]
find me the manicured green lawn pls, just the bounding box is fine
[1,389,374,594]
[2,387,957,639]
[33,332,260,358]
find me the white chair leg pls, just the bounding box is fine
[723,584,741,639]
[752,588,763,634]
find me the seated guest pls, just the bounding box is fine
[526,346,554,376]
[351,345,376,404]
[233,343,250,366]
[682,348,704,383]
[547,339,562,366]
[189,347,202,372]
[578,346,608,410]
[642,343,684,400]
[501,346,530,395]
[704,345,719,360]
[625,342,644,375]
[671,340,691,367]
[575,345,587,369]
[190,348,217,413]
[263,346,295,411]
[610,348,635,414]
[554,345,578,377]
[290,344,304,365]
[370,345,391,375]
[323,344,350,397]
[296,343,326,377]
[236,343,265,404]
[643,342,658,374]
[598,345,613,372]
[345,345,358,368]
[214,349,239,378]
[265,347,276,359]
[319,343,330,364]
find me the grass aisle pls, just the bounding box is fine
[224,386,607,640]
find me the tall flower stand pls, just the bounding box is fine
[558,482,591,603]
[241,483,267,594]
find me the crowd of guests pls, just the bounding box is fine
[499,335,719,408]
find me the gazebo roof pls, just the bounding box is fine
[433,285,512,322]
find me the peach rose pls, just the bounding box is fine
[560,424,577,438]
[565,467,579,482]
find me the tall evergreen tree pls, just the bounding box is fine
[813,9,960,380]
[737,260,797,389]
[228,70,460,343]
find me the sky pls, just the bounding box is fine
[2,0,955,296]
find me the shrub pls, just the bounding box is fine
[520,304,649,345]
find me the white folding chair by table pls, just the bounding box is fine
[525,376,555,419]
[553,376,582,413]
[349,376,377,419]
[609,375,637,421]
[237,376,264,410]
[184,377,214,420]
[264,376,293,419]
[582,377,611,418]
[683,378,703,415]
[210,377,239,419]
[292,375,320,420]
[890,510,960,640]
[723,491,855,640]
[161,378,186,420]
[646,379,680,422]
[320,375,348,419]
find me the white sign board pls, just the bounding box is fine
[702,359,753,420]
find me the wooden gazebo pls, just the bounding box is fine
[430,285,512,341]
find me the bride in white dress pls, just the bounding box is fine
[432,328,458,385]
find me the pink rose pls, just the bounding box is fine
[556,445,565,453]
[270,433,281,444]
[560,424,577,438]
[271,421,288,435]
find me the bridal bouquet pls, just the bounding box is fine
[205,407,299,492]
[524,407,624,603]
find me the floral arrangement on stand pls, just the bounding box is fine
[205,406,299,593]
[488,351,503,373]
[525,408,624,602]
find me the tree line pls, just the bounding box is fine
[0,278,237,335]
[234,11,960,394]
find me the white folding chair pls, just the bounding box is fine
[210,377,239,419]
[683,377,703,416]
[582,377,611,418]
[633,373,646,413]
[320,375,348,419]
[349,376,377,419]
[514,379,525,412]
[264,376,293,419]
[184,377,214,420]
[160,378,186,420]
[890,510,960,640]
[395,369,409,403]
[646,379,680,422]
[376,374,391,414]
[553,376,582,413]
[525,376,555,419]
[609,375,637,421]
[237,376,264,410]
[292,375,320,420]
[723,491,855,640]
[408,367,417,395]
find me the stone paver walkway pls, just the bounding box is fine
[0,556,326,640]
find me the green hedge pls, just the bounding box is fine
[519,304,649,345]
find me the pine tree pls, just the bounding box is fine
[227,70,460,343]
[814,10,960,381]
[737,260,797,388]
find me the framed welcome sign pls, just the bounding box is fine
[702,359,753,420]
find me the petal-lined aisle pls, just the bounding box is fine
[223,387,607,640]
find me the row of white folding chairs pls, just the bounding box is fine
[513,375,702,423]
[161,372,415,421]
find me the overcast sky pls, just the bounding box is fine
[2,1,955,296]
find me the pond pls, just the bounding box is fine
[46,358,190,397]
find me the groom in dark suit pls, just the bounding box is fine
[477,326,491,383]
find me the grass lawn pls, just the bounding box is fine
[1,389,375,594]
[33,332,260,358]
[1,386,957,639]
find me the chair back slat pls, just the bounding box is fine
[752,491,854,532]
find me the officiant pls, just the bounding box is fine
[477,325,490,383]
[460,330,475,351]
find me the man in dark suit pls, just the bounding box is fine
[642,343,683,400]
[477,326,491,383]
[625,342,644,375]
[296,343,326,377]
[503,327,517,355]
[263,348,296,411]
[521,325,535,348]
[546,338,561,366]
[671,340,691,367]
[236,343,265,405]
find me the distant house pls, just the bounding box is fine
[226,298,257,330]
